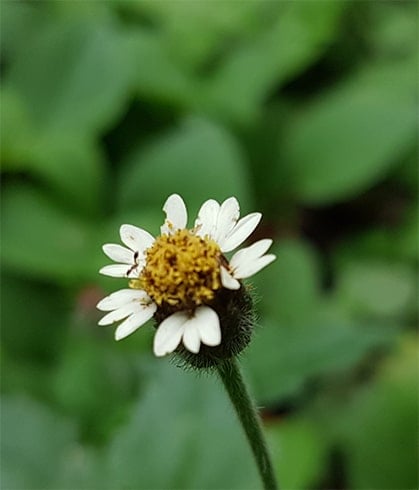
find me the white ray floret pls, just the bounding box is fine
[99,264,134,278]
[220,212,262,253]
[220,239,276,290]
[214,197,240,244]
[220,266,240,290]
[195,199,220,238]
[153,306,221,356]
[120,224,155,252]
[160,193,188,235]
[97,289,151,312]
[194,197,262,253]
[115,306,157,341]
[230,239,275,278]
[100,224,154,278]
[102,244,135,264]
[97,289,157,340]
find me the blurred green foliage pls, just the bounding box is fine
[1,1,417,489]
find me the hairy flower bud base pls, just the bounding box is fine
[154,286,255,370]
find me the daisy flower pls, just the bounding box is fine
[97,194,275,358]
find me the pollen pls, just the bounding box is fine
[129,229,222,309]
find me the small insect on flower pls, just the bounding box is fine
[97,194,275,367]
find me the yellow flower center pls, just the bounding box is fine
[129,229,222,309]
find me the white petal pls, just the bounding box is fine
[99,264,130,278]
[194,306,221,347]
[126,267,140,279]
[230,239,273,270]
[103,244,135,264]
[98,302,141,326]
[126,259,146,279]
[249,238,273,257]
[120,224,154,252]
[97,289,149,311]
[182,321,201,354]
[219,212,262,253]
[194,199,220,239]
[233,254,276,279]
[215,197,240,244]
[153,311,188,357]
[220,266,240,290]
[115,303,157,341]
[160,194,188,235]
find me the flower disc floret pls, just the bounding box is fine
[131,229,222,309]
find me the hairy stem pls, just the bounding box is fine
[216,358,279,490]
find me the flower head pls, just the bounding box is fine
[97,194,275,361]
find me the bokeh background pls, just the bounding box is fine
[1,1,418,489]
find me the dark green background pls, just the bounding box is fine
[1,1,417,489]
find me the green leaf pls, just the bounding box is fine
[280,59,417,204]
[1,272,70,363]
[52,336,140,444]
[1,396,96,490]
[118,118,252,216]
[0,1,44,60]
[0,184,100,282]
[201,1,344,123]
[104,361,260,489]
[341,337,418,489]
[130,29,197,107]
[251,239,321,325]
[2,358,60,418]
[1,90,107,216]
[336,260,416,319]
[4,13,134,136]
[244,240,398,403]
[127,2,343,122]
[244,313,396,404]
[0,88,34,168]
[336,208,419,264]
[367,2,418,57]
[129,1,267,70]
[396,211,419,263]
[268,418,327,490]
[30,135,107,217]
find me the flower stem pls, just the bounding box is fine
[216,358,279,490]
